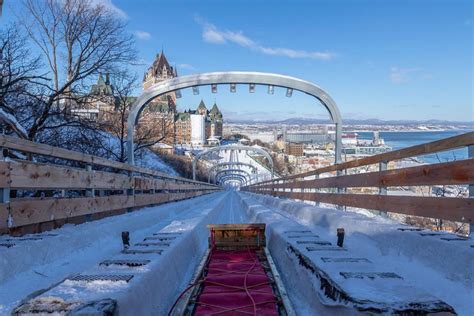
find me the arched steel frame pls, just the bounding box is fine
[192,145,273,180]
[207,162,258,183]
[126,72,343,167]
[214,169,252,184]
[218,174,248,186]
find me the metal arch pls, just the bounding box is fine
[127,71,343,166]
[192,145,273,180]
[214,169,252,183]
[207,162,258,183]
[217,174,247,183]
[217,174,248,186]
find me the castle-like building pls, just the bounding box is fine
[141,51,223,146]
[74,51,223,147]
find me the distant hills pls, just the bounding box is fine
[226,117,473,126]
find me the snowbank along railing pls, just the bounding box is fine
[0,134,219,235]
[242,132,474,232]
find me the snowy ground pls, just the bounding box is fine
[2,191,472,315]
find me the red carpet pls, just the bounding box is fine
[194,250,278,315]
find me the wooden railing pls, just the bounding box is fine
[0,135,220,235]
[242,132,474,228]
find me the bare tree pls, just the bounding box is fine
[16,0,136,140]
[0,24,45,138]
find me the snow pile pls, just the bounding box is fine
[135,148,178,176]
[0,108,28,138]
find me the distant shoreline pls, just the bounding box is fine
[344,129,473,133]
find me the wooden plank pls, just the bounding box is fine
[9,195,134,227]
[0,135,218,186]
[0,203,8,232]
[8,161,132,190]
[265,158,474,190]
[271,191,473,223]
[91,171,132,189]
[0,161,10,187]
[207,224,267,249]
[134,177,167,191]
[134,193,169,207]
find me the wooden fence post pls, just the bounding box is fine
[314,174,320,207]
[1,147,12,229]
[336,170,344,210]
[85,164,95,197]
[379,161,388,216]
[469,145,473,236]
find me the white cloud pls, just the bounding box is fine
[90,0,127,19]
[389,67,421,83]
[197,18,335,61]
[134,31,151,40]
[178,63,197,71]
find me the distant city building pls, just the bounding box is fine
[342,131,391,156]
[71,73,118,121]
[285,142,304,156]
[190,114,205,145]
[284,131,330,144]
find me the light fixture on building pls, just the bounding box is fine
[192,86,199,95]
[230,83,236,93]
[267,85,274,95]
[175,89,182,98]
[211,84,217,93]
[286,88,293,97]
[249,83,255,93]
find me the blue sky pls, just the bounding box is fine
[4,0,473,121]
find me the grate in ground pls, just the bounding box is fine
[122,248,163,255]
[68,274,134,282]
[144,236,176,241]
[6,237,43,242]
[287,234,319,239]
[321,257,371,263]
[340,272,402,280]
[153,232,182,236]
[284,230,312,234]
[100,259,150,267]
[397,227,423,232]
[0,243,15,248]
[419,232,443,236]
[296,240,331,245]
[134,242,170,247]
[306,246,346,252]
[440,237,469,241]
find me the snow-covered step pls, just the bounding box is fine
[239,193,456,315]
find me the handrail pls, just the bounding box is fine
[0,134,213,186]
[243,132,474,228]
[0,135,220,235]
[257,159,474,190]
[256,132,474,184]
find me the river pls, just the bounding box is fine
[356,130,472,163]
